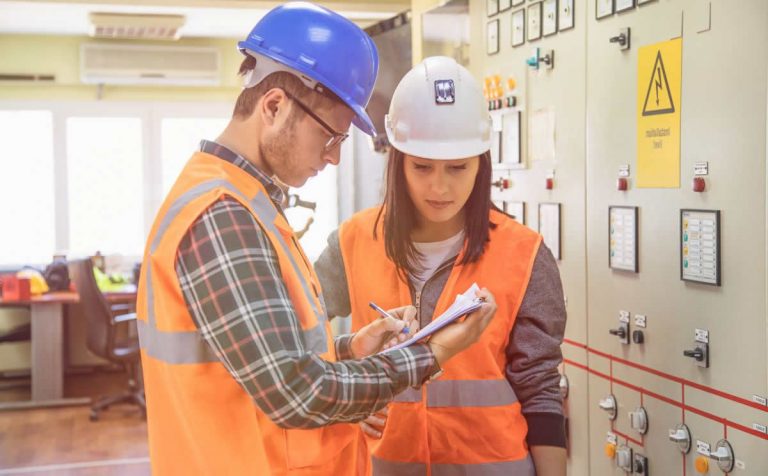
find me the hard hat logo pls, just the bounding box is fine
[434,80,456,105]
[386,56,491,160]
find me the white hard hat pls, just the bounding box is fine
[385,56,491,160]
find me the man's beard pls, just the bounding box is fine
[259,121,298,184]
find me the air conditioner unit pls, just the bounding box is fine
[80,43,220,86]
[89,12,186,41]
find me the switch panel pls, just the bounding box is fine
[668,423,692,454]
[599,394,617,420]
[633,453,648,475]
[681,209,721,286]
[709,439,734,473]
[610,313,630,344]
[683,342,709,368]
[616,445,633,472]
[629,407,648,435]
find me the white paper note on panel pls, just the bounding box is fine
[501,111,522,165]
[538,202,561,259]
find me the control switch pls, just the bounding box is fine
[633,453,648,475]
[616,445,633,472]
[668,423,692,454]
[629,407,648,435]
[610,322,630,344]
[599,394,617,420]
[683,342,709,368]
[709,439,734,473]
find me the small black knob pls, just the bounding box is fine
[632,330,644,344]
[683,349,704,361]
[609,327,626,338]
[610,34,627,46]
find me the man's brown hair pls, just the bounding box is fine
[233,55,343,119]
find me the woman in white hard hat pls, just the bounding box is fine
[316,56,567,475]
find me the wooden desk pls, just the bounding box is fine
[0,286,137,410]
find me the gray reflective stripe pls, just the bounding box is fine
[249,192,328,353]
[150,179,230,254]
[372,456,534,476]
[432,456,535,476]
[393,387,423,403]
[141,178,328,363]
[248,194,327,318]
[137,319,219,364]
[303,323,327,354]
[372,457,426,476]
[427,379,518,408]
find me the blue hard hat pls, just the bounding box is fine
[238,2,379,136]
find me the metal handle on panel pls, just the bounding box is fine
[609,327,626,338]
[709,439,735,473]
[683,349,704,361]
[598,395,617,420]
[609,34,627,46]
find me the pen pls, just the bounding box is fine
[369,301,410,334]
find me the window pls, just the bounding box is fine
[0,111,55,265]
[160,117,229,196]
[66,117,144,257]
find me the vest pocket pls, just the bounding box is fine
[284,424,356,469]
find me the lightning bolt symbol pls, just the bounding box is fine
[655,66,662,106]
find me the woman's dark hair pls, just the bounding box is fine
[373,149,498,282]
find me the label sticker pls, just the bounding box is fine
[696,440,710,456]
[434,80,455,105]
[619,310,631,323]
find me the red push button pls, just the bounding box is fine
[693,176,706,192]
[546,177,554,190]
[617,177,628,191]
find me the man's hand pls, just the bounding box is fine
[360,406,388,439]
[350,305,418,358]
[428,288,497,366]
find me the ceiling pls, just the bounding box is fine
[0,0,409,39]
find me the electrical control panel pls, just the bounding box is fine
[462,0,768,474]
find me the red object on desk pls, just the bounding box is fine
[1,275,31,301]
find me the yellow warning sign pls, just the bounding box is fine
[637,38,681,188]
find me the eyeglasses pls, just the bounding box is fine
[285,92,349,151]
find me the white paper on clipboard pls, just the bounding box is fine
[380,283,483,353]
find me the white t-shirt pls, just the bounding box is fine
[410,230,465,293]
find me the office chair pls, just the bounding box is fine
[0,322,32,390]
[69,258,145,421]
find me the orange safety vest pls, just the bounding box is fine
[137,152,366,476]
[339,207,542,476]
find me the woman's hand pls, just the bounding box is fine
[360,406,388,439]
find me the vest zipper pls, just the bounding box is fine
[414,257,457,324]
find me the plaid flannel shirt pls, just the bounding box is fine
[174,141,435,428]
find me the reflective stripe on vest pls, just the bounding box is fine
[140,179,328,364]
[393,387,422,403]
[393,379,517,407]
[372,455,536,476]
[427,379,517,407]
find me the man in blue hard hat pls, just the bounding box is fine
[136,2,498,474]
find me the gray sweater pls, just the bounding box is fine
[315,230,568,448]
